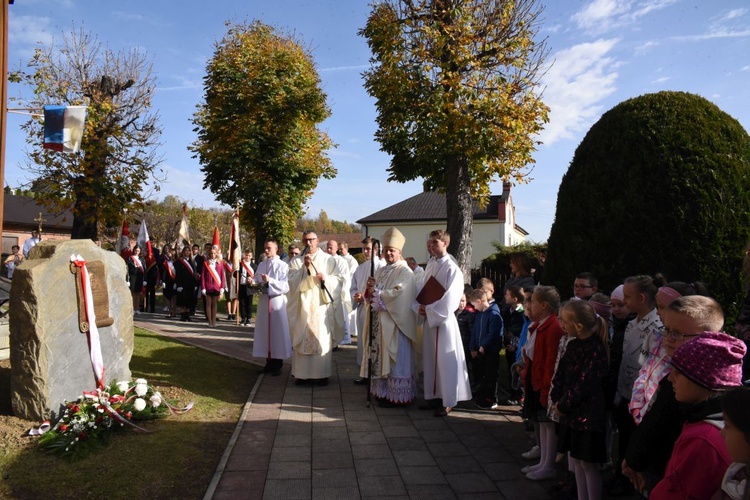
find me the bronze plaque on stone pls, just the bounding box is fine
[70,260,115,332]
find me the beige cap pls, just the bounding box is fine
[382,227,406,251]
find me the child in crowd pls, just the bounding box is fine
[606,285,634,406]
[650,331,745,499]
[504,285,527,404]
[521,285,565,481]
[552,300,610,500]
[611,275,662,495]
[630,281,711,424]
[623,295,725,493]
[468,288,503,410]
[516,288,538,457]
[716,387,750,500]
[456,288,476,378]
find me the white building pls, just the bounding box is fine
[357,182,527,268]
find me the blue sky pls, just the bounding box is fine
[6,0,750,242]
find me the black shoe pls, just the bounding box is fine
[317,378,329,386]
[434,406,452,417]
[475,399,494,410]
[294,378,307,386]
[418,399,442,410]
[332,346,339,351]
[353,377,368,385]
[271,368,282,376]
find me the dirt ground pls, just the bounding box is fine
[0,359,37,454]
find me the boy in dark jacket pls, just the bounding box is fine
[469,288,504,410]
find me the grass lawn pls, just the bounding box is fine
[0,327,257,499]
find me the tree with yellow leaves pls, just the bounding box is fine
[361,0,549,278]
[192,21,335,256]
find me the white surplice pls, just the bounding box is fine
[414,254,471,408]
[252,256,292,360]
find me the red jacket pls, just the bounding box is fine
[651,421,731,500]
[530,313,565,406]
[201,259,227,294]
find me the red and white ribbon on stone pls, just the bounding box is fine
[71,254,106,390]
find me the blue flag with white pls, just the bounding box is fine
[43,105,87,153]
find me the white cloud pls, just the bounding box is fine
[652,76,670,83]
[319,64,368,73]
[673,7,750,41]
[572,0,678,34]
[742,66,750,72]
[538,39,620,145]
[634,40,658,55]
[721,8,747,21]
[8,14,55,46]
[157,77,202,92]
[629,0,680,21]
[571,0,630,33]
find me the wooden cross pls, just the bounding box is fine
[34,212,46,234]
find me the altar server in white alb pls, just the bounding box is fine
[361,227,418,406]
[287,231,345,386]
[414,229,472,417]
[252,240,292,376]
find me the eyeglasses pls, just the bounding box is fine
[573,284,592,289]
[664,327,701,342]
[302,237,317,242]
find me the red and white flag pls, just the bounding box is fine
[137,220,156,269]
[116,220,131,259]
[176,204,190,249]
[212,225,221,251]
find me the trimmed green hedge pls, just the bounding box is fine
[544,91,750,315]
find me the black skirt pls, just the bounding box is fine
[557,424,607,463]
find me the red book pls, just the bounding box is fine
[416,276,446,305]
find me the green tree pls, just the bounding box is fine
[544,91,750,312]
[191,21,335,256]
[12,27,163,240]
[361,0,549,280]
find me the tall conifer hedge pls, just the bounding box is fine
[544,91,750,312]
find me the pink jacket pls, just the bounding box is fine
[651,420,731,500]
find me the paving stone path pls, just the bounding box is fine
[136,313,551,499]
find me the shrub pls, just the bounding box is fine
[544,91,750,315]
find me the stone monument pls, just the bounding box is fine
[9,239,134,421]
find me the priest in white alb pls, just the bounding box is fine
[287,231,345,386]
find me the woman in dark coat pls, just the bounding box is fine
[174,245,197,322]
[126,245,146,315]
